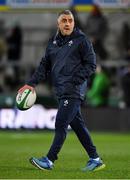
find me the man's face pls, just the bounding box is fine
[57,14,75,36]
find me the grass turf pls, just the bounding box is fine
[0,131,130,179]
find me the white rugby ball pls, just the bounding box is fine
[16,89,36,111]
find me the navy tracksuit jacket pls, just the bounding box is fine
[28,28,96,100]
[28,28,99,161]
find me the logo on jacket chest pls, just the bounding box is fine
[68,40,73,47]
[63,100,69,106]
[53,40,57,45]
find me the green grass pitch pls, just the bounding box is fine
[0,131,130,179]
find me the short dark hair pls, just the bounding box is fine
[58,10,73,17]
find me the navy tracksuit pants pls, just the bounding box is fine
[47,98,99,162]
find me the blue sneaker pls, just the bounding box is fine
[82,158,106,172]
[29,157,54,170]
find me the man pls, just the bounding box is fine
[87,64,110,107]
[85,4,108,60]
[121,64,130,107]
[18,10,105,172]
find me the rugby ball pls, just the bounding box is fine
[16,89,36,111]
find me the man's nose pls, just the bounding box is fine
[66,21,70,25]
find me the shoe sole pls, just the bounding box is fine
[93,164,106,172]
[29,158,51,171]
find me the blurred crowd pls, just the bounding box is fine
[0,20,23,92]
[0,5,130,108]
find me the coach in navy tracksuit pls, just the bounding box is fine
[19,10,105,171]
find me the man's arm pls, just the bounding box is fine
[73,37,96,85]
[27,55,51,87]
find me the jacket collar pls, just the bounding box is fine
[54,28,77,46]
[53,28,85,47]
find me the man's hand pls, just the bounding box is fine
[18,84,34,93]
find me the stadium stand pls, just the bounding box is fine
[0,11,130,107]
